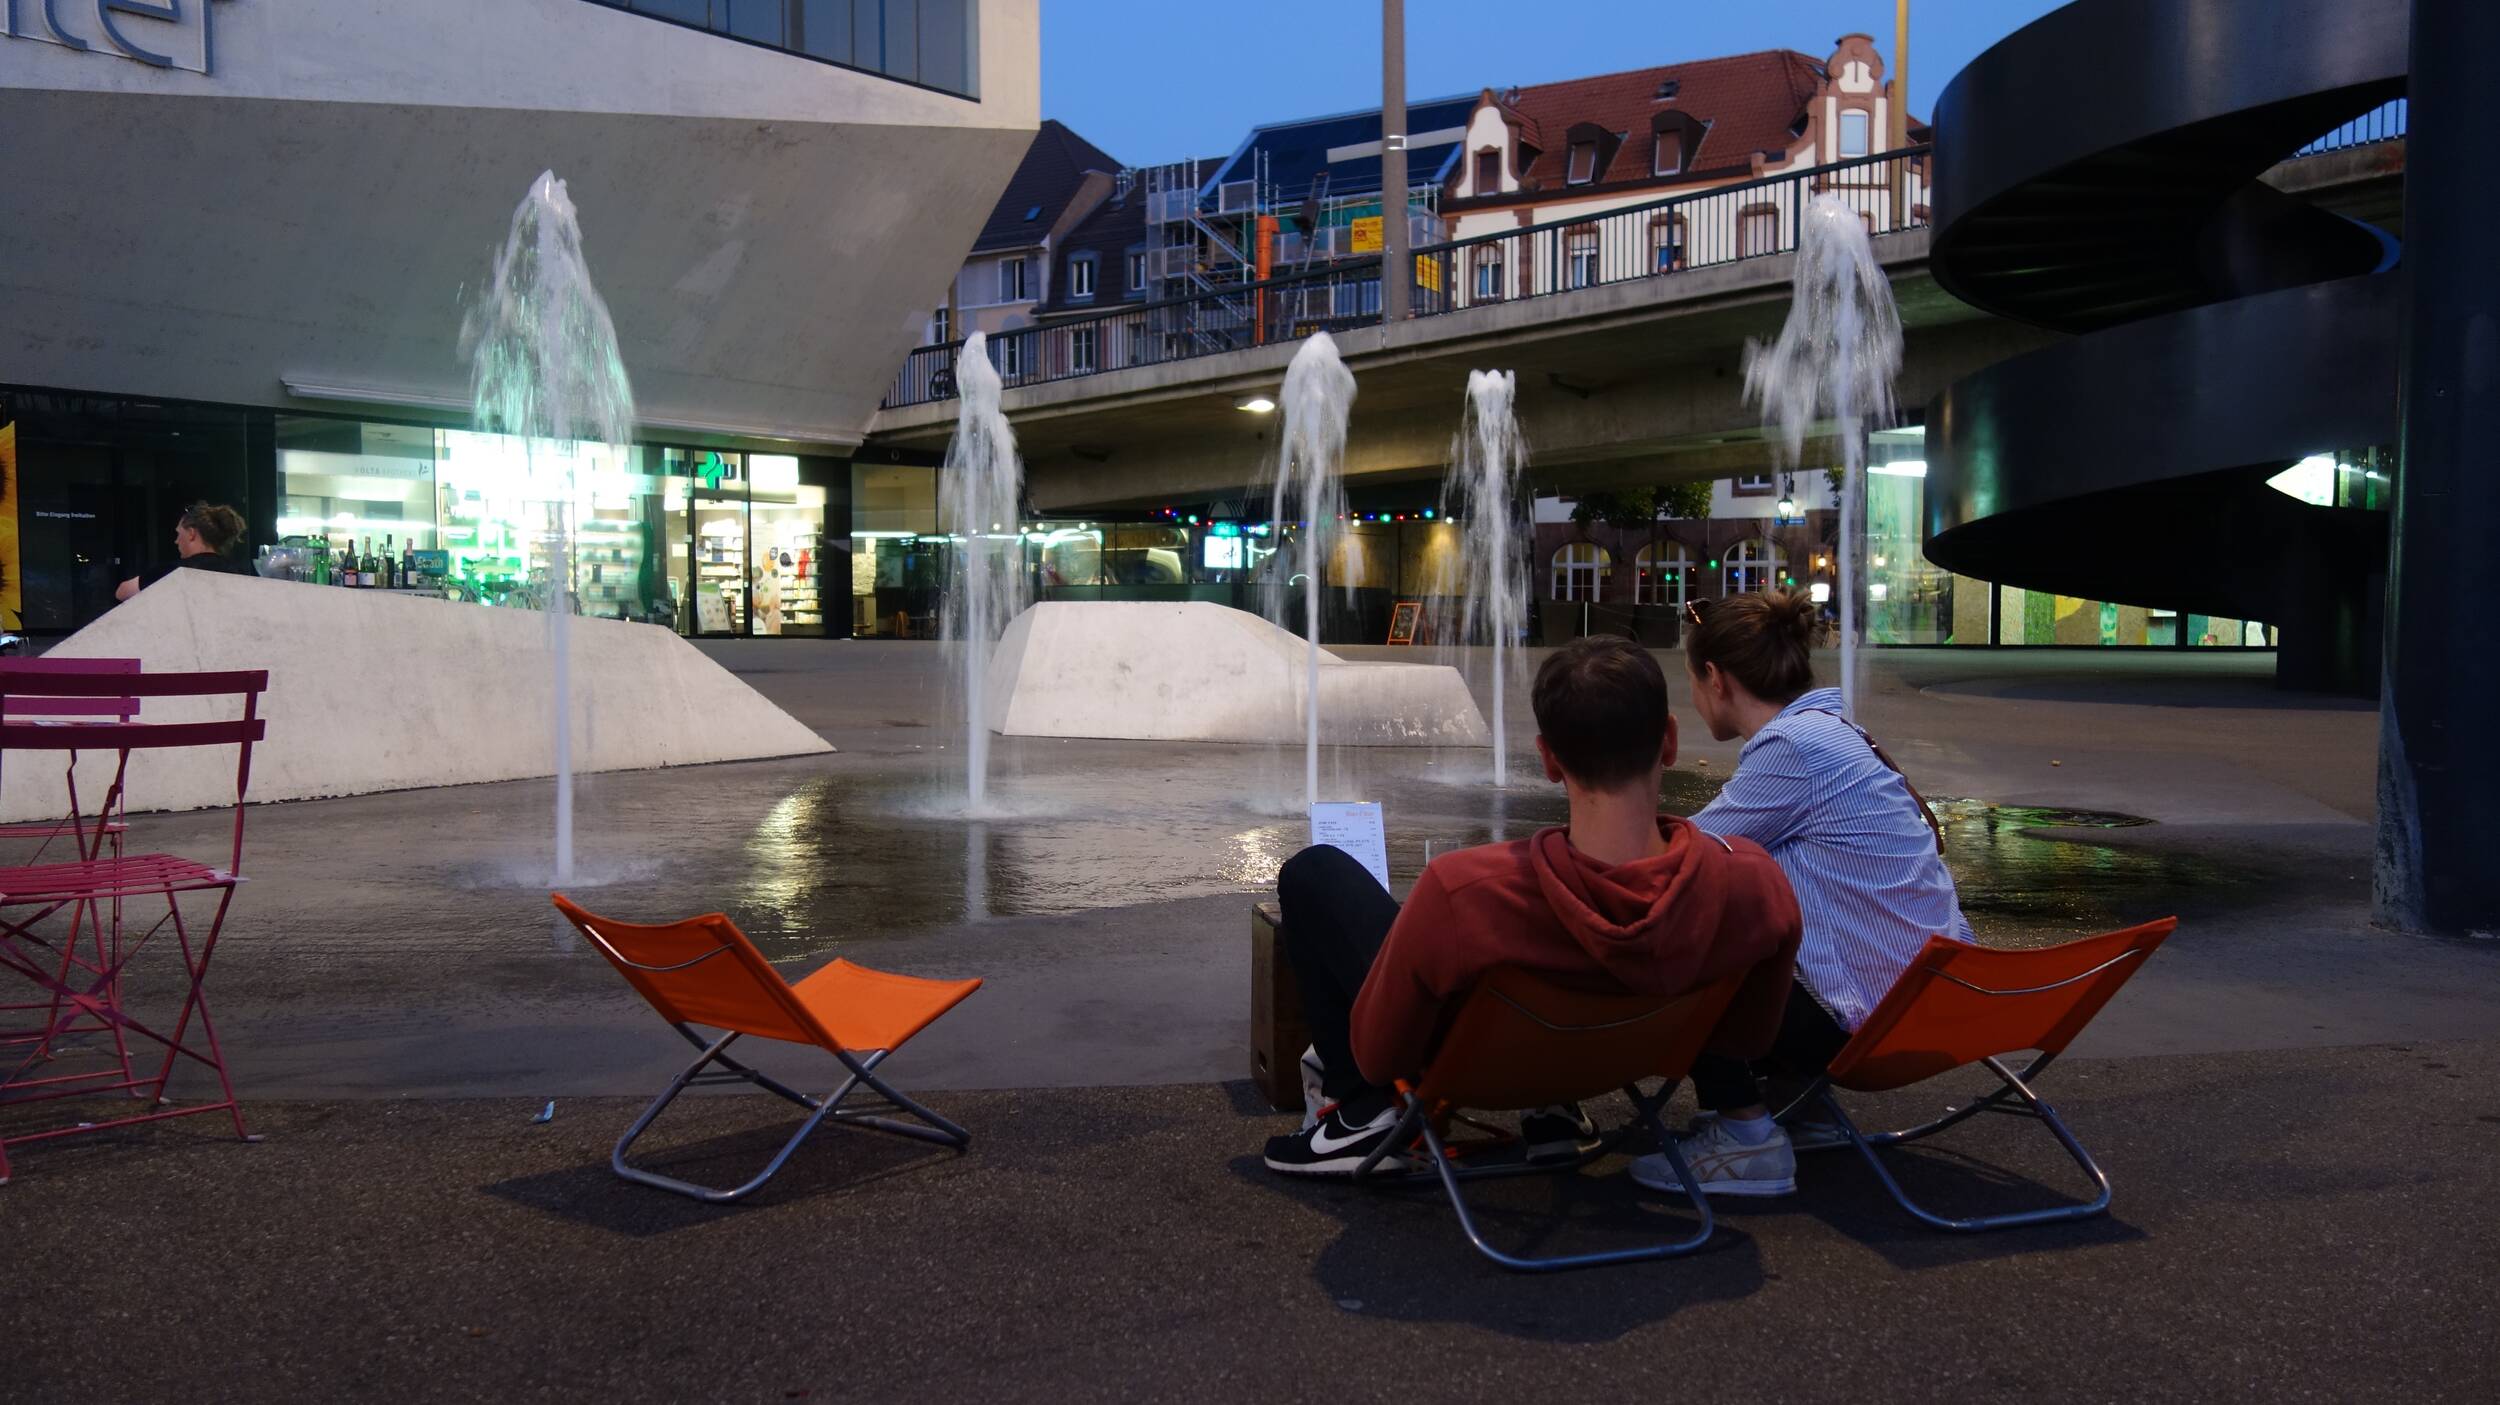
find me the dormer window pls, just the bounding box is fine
[1654,80,1680,101]
[1653,135,1682,177]
[1069,256,1097,300]
[1566,141,1597,184]
[1474,148,1500,194]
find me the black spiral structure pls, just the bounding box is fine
[1921,0,2408,691]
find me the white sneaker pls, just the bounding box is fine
[1631,1117,1797,1198]
[1690,1108,1851,1153]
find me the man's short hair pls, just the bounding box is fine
[1531,636,1669,789]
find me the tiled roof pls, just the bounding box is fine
[1035,186,1149,315]
[1502,49,1833,191]
[970,119,1123,254]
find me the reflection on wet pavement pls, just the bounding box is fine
[682,751,2253,958]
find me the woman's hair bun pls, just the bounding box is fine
[1767,587,1818,644]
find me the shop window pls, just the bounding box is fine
[1551,542,1611,601]
[1068,256,1097,300]
[1566,141,1597,184]
[1634,542,1691,605]
[1723,537,1781,595]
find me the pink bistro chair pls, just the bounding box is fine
[0,659,141,1071]
[0,668,268,1185]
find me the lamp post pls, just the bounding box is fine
[1381,0,1409,323]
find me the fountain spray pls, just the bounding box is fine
[939,333,1027,812]
[1435,371,1529,782]
[1266,334,1357,811]
[464,171,636,886]
[1742,193,1903,719]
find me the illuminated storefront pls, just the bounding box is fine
[0,388,844,638]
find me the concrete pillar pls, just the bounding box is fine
[2376,0,2500,934]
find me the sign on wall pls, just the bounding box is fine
[1348,217,1384,254]
[4,0,230,76]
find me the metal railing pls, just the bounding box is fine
[883,146,1932,410]
[2293,98,2407,158]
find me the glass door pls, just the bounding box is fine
[685,447,750,635]
[691,481,749,636]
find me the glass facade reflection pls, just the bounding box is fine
[581,0,978,97]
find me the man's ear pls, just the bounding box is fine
[1659,712,1679,771]
[1535,734,1566,784]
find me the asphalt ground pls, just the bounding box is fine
[4,1038,2496,1403]
[5,643,2494,1402]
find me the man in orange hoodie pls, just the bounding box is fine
[1265,636,1803,1175]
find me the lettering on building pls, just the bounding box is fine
[3,0,229,76]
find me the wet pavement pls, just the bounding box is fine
[8,642,2484,1105]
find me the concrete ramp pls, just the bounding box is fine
[986,600,1489,746]
[0,570,829,821]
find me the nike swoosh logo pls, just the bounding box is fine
[1310,1118,1385,1155]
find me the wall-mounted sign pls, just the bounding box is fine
[4,0,230,76]
[1348,217,1384,255]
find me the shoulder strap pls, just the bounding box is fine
[1802,709,1944,855]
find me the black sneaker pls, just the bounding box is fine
[1264,1101,1414,1176]
[1520,1103,1601,1163]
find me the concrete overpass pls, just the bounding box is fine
[862,227,2056,512]
[859,144,2398,515]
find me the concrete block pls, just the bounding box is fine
[0,570,829,822]
[985,600,1489,746]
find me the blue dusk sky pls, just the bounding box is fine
[1040,0,2071,167]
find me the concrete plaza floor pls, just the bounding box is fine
[4,641,2496,1401]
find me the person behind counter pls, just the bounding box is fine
[114,502,256,603]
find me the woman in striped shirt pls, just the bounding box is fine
[1630,589,1975,1199]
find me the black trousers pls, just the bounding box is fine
[1274,844,1399,1106]
[1688,982,1851,1113]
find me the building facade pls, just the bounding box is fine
[0,0,1036,637]
[933,120,1125,355]
[1441,37,1927,295]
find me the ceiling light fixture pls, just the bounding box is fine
[1237,396,1276,413]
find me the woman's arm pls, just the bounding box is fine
[1689,732,1816,850]
[114,576,140,602]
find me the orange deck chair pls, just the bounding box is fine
[1351,967,1745,1273]
[1781,918,2176,1232]
[552,896,982,1204]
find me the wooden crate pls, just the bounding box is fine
[1249,901,1310,1113]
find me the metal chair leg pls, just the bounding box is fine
[611,1034,968,1204]
[1819,1056,2114,1232]
[1384,1087,1715,1273]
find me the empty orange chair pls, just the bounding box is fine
[1790,918,2176,1231]
[552,895,981,1204]
[1354,968,1745,1273]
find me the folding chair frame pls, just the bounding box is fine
[1354,1077,1714,1272]
[1778,940,2158,1232]
[571,923,971,1205]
